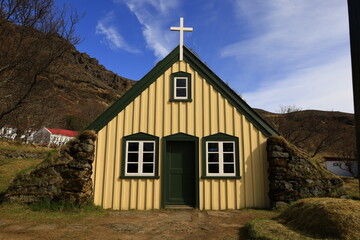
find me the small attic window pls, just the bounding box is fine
[174,77,188,99]
[171,72,192,101]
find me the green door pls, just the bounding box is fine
[165,141,195,206]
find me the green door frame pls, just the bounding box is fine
[161,133,199,208]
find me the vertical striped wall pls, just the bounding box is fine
[92,60,270,210]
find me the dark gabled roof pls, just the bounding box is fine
[87,45,279,137]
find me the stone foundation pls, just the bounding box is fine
[267,136,344,204]
[4,131,96,205]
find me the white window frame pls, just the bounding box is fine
[125,140,156,176]
[206,141,236,176]
[174,76,188,100]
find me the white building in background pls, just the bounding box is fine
[32,127,78,146]
[19,129,37,143]
[324,157,358,177]
[0,126,18,140]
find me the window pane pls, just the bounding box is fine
[176,78,187,87]
[208,153,219,162]
[223,143,234,152]
[143,164,154,173]
[208,164,219,173]
[128,142,139,151]
[143,142,154,151]
[224,153,234,162]
[143,153,154,162]
[176,88,187,97]
[128,153,138,162]
[208,143,218,152]
[224,164,234,173]
[127,164,138,173]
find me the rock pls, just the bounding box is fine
[269,167,288,174]
[267,145,284,152]
[62,178,92,192]
[269,158,287,167]
[273,201,290,211]
[271,151,289,158]
[75,151,94,161]
[59,169,91,179]
[330,178,343,186]
[68,160,92,170]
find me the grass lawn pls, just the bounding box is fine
[341,176,360,200]
[0,140,51,152]
[0,158,44,193]
[247,219,318,240]
[0,140,52,193]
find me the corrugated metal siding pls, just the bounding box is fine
[92,61,270,210]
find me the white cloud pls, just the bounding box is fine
[221,0,353,113]
[117,0,179,59]
[96,11,140,53]
[222,0,348,72]
[243,54,354,113]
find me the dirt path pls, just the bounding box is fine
[0,209,276,240]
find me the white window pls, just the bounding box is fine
[125,141,155,176]
[174,77,188,99]
[206,141,235,176]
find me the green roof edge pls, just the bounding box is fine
[182,46,279,137]
[86,46,180,131]
[86,45,279,137]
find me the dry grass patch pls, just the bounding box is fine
[342,177,359,199]
[0,158,43,193]
[0,140,50,152]
[0,140,53,193]
[0,202,107,225]
[278,198,360,240]
[246,219,320,240]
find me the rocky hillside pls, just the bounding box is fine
[0,21,135,131]
[255,109,356,158]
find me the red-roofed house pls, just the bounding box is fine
[33,127,78,146]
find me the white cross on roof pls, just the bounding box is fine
[170,18,193,61]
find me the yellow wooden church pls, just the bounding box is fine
[87,19,278,210]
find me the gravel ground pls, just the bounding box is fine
[0,209,276,240]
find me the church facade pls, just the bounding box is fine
[87,45,278,210]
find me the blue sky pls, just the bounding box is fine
[55,0,354,113]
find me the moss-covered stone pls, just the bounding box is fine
[267,136,344,204]
[4,131,97,205]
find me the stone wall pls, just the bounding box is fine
[4,131,96,205]
[0,149,48,159]
[267,136,344,204]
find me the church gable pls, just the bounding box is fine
[87,46,278,137]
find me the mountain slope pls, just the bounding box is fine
[0,22,136,131]
[255,108,356,157]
